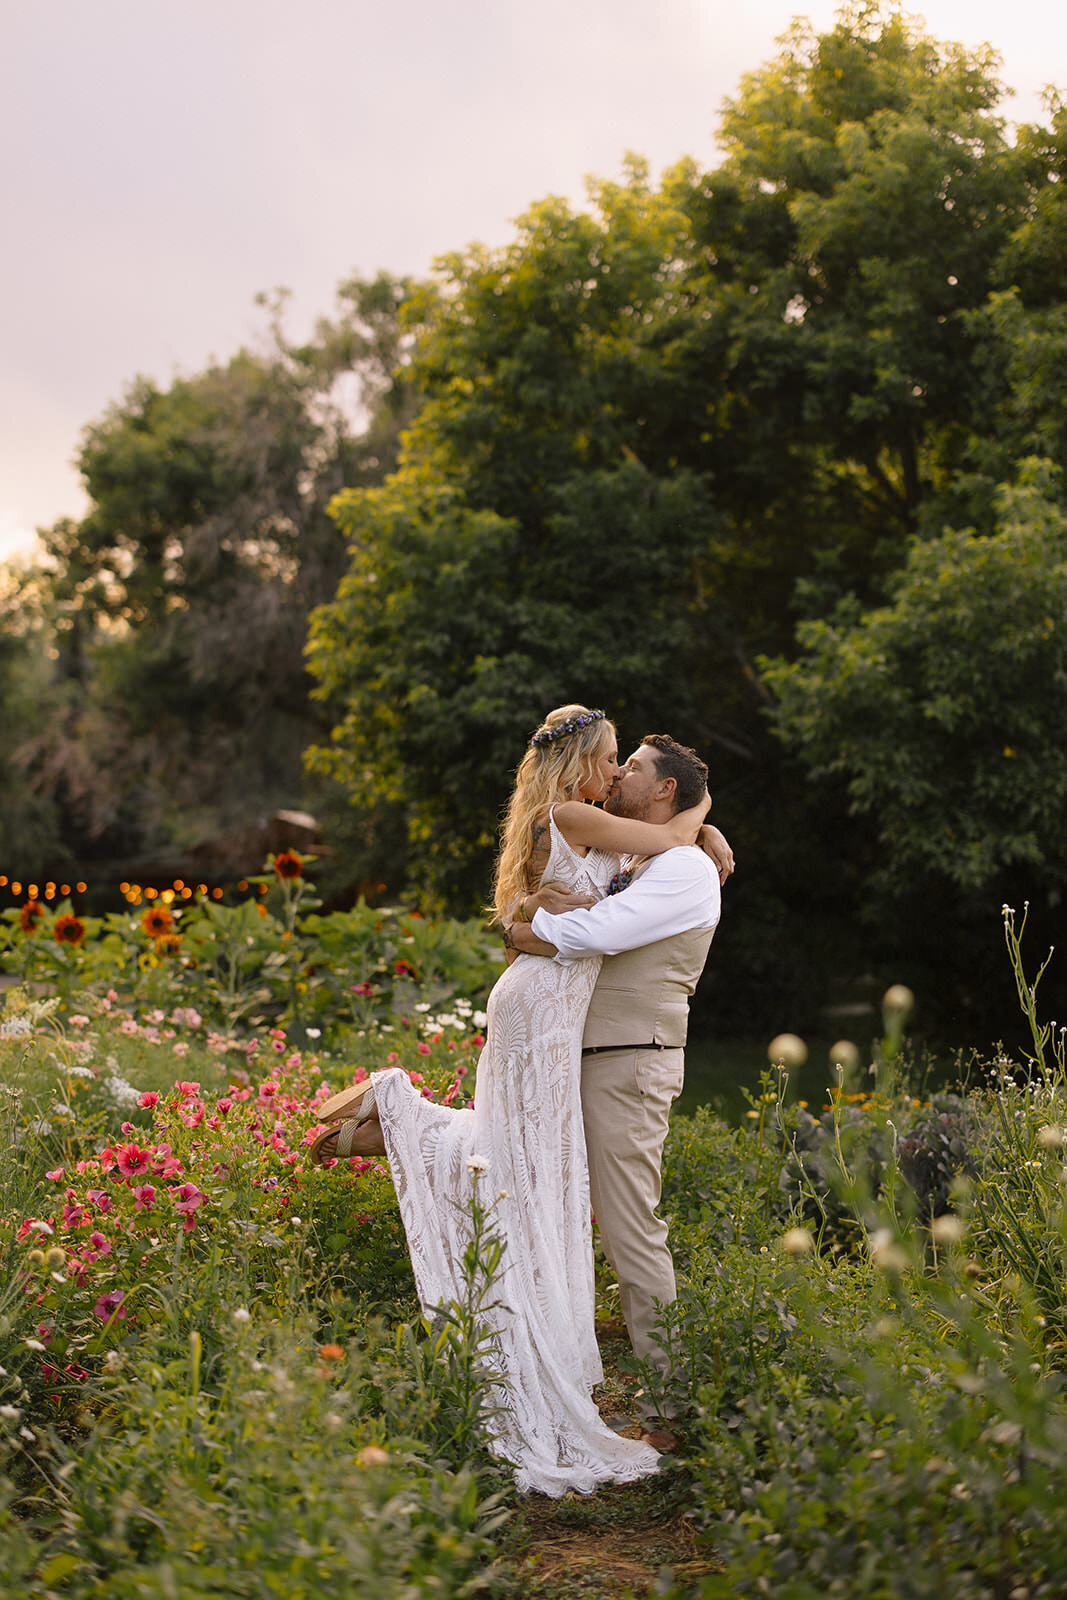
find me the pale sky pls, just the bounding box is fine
[2,0,1063,562]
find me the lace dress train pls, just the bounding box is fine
[369,816,660,1496]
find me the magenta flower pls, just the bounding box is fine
[115,1144,153,1179]
[87,1231,113,1260]
[139,1091,160,1110]
[93,1289,126,1325]
[45,1168,65,1181]
[86,1188,113,1214]
[216,1097,233,1115]
[172,1183,205,1217]
[133,1184,156,1211]
[174,1081,200,1099]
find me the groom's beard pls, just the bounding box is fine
[604,786,651,821]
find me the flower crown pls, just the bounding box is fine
[530,709,607,748]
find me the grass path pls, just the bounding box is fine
[501,1332,722,1598]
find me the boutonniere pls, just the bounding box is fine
[607,867,634,896]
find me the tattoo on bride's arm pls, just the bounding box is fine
[527,820,550,891]
[502,925,517,953]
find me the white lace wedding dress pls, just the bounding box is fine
[369,812,660,1496]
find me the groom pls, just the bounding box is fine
[508,734,727,1432]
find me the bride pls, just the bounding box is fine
[310,704,711,1496]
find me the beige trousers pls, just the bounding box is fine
[581,1045,685,1386]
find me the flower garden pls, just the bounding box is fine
[1,867,1066,1597]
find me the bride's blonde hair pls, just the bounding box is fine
[492,704,616,925]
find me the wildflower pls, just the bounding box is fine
[120,1018,139,1036]
[87,1231,113,1258]
[115,1144,153,1179]
[45,1168,64,1181]
[767,1032,807,1068]
[272,849,303,880]
[306,1027,321,1039]
[319,1344,345,1361]
[883,984,915,1014]
[417,1042,431,1056]
[350,983,373,997]
[18,901,44,934]
[172,1183,206,1224]
[930,1214,965,1245]
[0,1404,21,1420]
[467,1154,489,1175]
[829,1039,861,1073]
[27,1249,45,1266]
[1037,1125,1064,1149]
[68,1013,91,1027]
[141,905,175,939]
[174,1081,200,1098]
[92,1290,126,1325]
[869,1229,910,1273]
[53,913,87,947]
[139,1091,160,1110]
[44,1247,66,1268]
[172,1040,189,1058]
[103,1350,123,1372]
[357,1445,389,1467]
[780,1227,814,1256]
[24,1338,46,1351]
[232,1307,251,1324]
[29,1220,54,1236]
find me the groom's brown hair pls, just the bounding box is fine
[641,734,708,812]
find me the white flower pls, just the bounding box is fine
[767,1032,807,1068]
[467,1155,489,1175]
[1037,1125,1064,1149]
[0,1016,31,1039]
[0,1404,21,1420]
[233,1308,251,1324]
[104,1350,123,1373]
[23,1339,46,1351]
[780,1227,814,1256]
[29,1221,54,1236]
[497,1189,509,1201]
[883,984,915,1013]
[413,1003,432,1013]
[930,1214,965,1245]
[306,1028,321,1039]
[472,1011,488,1028]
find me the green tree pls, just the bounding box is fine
[761,459,1067,897]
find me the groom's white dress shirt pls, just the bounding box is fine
[531,844,720,961]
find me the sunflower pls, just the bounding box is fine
[53,913,87,947]
[142,904,175,939]
[154,933,183,958]
[272,850,303,880]
[19,900,45,934]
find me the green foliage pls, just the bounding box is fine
[762,461,1067,895]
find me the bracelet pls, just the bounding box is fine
[516,895,530,923]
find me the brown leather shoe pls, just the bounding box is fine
[310,1110,386,1164]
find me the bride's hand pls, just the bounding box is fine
[698,824,735,885]
[668,787,712,846]
[526,882,597,917]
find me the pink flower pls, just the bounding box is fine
[87,1231,112,1258]
[351,982,373,997]
[271,1038,286,1054]
[147,1009,165,1025]
[106,989,118,1001]
[68,1014,90,1027]
[172,1183,205,1215]
[120,1018,139,1036]
[258,1082,279,1102]
[173,1041,189,1058]
[142,1027,160,1044]
[285,1051,302,1069]
[417,1042,431,1056]
[115,1144,153,1179]
[45,1168,65,1182]
[216,1097,233,1115]
[133,1184,156,1211]
[174,1081,200,1098]
[408,1071,425,1086]
[86,1188,113,1214]
[139,1091,160,1110]
[93,1289,126,1325]
[61,1203,87,1229]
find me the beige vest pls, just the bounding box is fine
[582,861,716,1049]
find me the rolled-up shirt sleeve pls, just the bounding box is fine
[531,847,720,962]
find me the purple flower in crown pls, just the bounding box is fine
[530,709,607,748]
[606,867,634,896]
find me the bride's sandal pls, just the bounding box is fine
[318,1079,377,1126]
[309,1107,385,1165]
